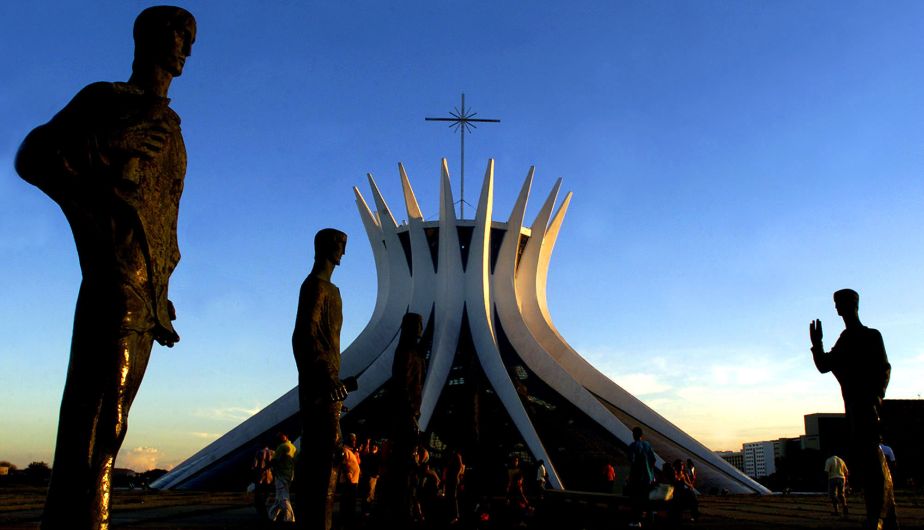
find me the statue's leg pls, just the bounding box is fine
[91,330,153,526]
[323,401,342,530]
[42,288,110,530]
[42,294,153,530]
[859,444,885,530]
[297,397,342,530]
[879,449,899,530]
[849,404,898,530]
[379,419,417,526]
[295,389,310,529]
[42,351,105,528]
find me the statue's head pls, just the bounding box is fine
[401,312,423,339]
[833,288,859,316]
[133,6,196,77]
[314,228,348,266]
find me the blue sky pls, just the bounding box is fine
[2,1,923,471]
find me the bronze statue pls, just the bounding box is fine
[811,289,898,530]
[379,312,425,525]
[14,7,195,530]
[390,312,426,437]
[292,228,352,530]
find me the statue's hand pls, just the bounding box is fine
[155,326,180,348]
[328,378,348,402]
[104,119,172,161]
[810,319,823,349]
[342,375,359,392]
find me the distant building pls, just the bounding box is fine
[881,399,924,486]
[801,413,847,458]
[717,451,744,472]
[795,401,924,487]
[743,441,776,478]
[717,437,797,480]
[772,437,799,461]
[718,401,924,491]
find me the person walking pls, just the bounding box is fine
[444,451,465,525]
[627,427,657,528]
[270,433,297,523]
[340,433,361,529]
[535,459,548,492]
[252,446,274,519]
[825,454,849,517]
[626,427,656,528]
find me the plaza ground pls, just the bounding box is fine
[1,486,923,529]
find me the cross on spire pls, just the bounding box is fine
[426,93,500,219]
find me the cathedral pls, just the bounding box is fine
[154,160,767,495]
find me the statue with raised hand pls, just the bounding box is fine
[14,7,195,530]
[292,228,355,530]
[810,289,898,530]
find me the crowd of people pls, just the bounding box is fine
[248,427,711,529]
[627,427,700,528]
[251,433,471,528]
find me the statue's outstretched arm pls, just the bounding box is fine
[810,319,832,374]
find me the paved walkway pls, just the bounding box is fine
[1,487,923,529]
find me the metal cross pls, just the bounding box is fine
[426,93,500,219]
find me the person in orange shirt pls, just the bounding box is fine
[341,433,361,529]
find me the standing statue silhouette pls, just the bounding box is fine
[378,312,425,526]
[15,7,195,530]
[292,228,352,530]
[811,289,898,530]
